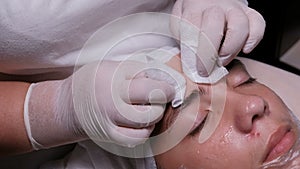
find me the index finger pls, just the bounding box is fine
[120,78,175,104]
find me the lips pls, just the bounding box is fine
[264,126,296,162]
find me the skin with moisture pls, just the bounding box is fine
[154,58,299,169]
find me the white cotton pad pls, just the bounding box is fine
[180,21,228,84]
[144,47,186,107]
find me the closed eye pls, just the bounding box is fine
[238,77,256,87]
[243,77,256,85]
[189,115,207,136]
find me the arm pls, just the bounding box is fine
[0,60,181,156]
[0,80,86,156]
[0,82,31,155]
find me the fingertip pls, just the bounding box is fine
[149,88,168,104]
[150,80,176,103]
[110,126,155,147]
[219,54,234,66]
[242,40,257,54]
[123,78,175,104]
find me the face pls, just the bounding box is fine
[154,60,299,169]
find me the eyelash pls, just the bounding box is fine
[189,77,256,136]
[242,77,256,85]
[189,116,207,136]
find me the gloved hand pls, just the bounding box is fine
[170,0,266,78]
[24,60,185,150]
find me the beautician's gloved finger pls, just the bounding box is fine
[120,78,175,104]
[114,102,165,128]
[113,104,165,128]
[171,0,207,42]
[194,7,226,77]
[108,125,155,146]
[242,7,266,54]
[200,6,225,50]
[219,8,249,66]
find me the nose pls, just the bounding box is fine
[233,94,268,133]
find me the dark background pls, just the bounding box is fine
[240,0,300,75]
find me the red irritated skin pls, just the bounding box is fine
[154,58,299,169]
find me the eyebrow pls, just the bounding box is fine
[166,59,246,127]
[181,59,246,109]
[180,90,200,109]
[164,90,200,129]
[225,59,245,72]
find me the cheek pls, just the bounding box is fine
[265,90,289,115]
[190,124,264,168]
[174,137,222,169]
[252,84,290,119]
[160,124,265,169]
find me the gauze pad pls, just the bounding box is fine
[180,20,228,84]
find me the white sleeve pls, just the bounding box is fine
[0,0,174,75]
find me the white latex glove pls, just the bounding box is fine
[171,0,266,79]
[24,60,185,149]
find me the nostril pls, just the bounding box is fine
[236,96,268,133]
[263,100,270,115]
[252,114,259,123]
